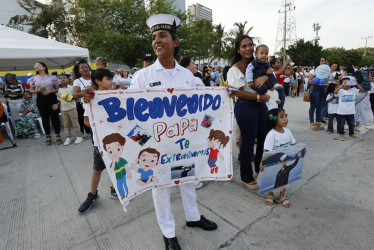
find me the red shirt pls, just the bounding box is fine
[209,148,219,158]
[276,73,286,86]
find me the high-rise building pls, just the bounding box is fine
[188,3,212,22]
[172,0,185,13]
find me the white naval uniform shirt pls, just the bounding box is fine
[130,59,195,89]
[129,58,200,238]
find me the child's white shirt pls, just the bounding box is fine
[336,88,359,115]
[264,128,296,151]
[83,104,97,146]
[266,89,280,110]
[326,93,338,114]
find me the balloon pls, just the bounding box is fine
[315,64,331,79]
[319,79,326,85]
[312,78,319,83]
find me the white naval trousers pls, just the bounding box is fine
[152,182,201,238]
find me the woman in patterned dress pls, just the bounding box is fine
[14,91,41,138]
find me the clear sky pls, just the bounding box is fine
[186,0,374,54]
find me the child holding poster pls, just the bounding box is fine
[78,69,117,214]
[259,108,300,208]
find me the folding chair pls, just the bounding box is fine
[0,106,17,149]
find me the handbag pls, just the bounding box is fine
[303,86,314,102]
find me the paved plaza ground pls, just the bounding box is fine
[1,95,373,250]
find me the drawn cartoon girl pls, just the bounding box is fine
[207,129,229,174]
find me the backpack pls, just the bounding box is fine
[357,70,372,91]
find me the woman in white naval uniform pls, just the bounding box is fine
[130,14,217,250]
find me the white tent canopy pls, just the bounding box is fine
[0,25,89,71]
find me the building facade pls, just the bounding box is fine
[0,0,43,32]
[187,3,212,22]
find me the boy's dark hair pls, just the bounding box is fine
[102,133,126,151]
[255,44,269,54]
[59,73,69,78]
[91,69,114,88]
[266,108,285,133]
[180,57,191,68]
[138,147,160,161]
[327,83,338,95]
[344,67,354,75]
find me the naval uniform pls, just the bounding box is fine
[130,58,201,238]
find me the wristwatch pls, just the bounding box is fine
[257,94,260,101]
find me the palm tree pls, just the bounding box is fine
[228,21,260,44]
[211,24,227,59]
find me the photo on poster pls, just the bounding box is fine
[127,124,152,146]
[171,163,196,179]
[259,142,306,194]
[201,114,214,128]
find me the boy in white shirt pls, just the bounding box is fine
[57,74,83,145]
[334,76,365,141]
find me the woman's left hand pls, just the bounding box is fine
[253,75,268,89]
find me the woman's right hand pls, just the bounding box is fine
[260,94,270,103]
[260,163,264,172]
[285,58,291,65]
[82,87,94,103]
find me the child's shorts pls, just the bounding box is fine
[93,146,106,171]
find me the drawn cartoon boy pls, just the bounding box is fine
[102,133,132,199]
[131,147,159,186]
[207,129,229,174]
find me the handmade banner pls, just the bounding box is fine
[259,143,306,194]
[87,87,234,208]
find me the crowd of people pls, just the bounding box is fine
[1,13,374,250]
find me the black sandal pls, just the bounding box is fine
[46,135,52,146]
[56,134,62,145]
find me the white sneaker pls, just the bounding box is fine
[33,133,41,139]
[364,124,374,129]
[64,138,71,146]
[75,137,84,144]
[273,83,283,89]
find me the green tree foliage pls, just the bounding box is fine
[179,16,213,61]
[8,0,72,43]
[286,39,323,66]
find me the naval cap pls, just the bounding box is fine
[146,14,180,34]
[280,154,288,162]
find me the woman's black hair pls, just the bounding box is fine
[314,56,326,68]
[73,59,91,79]
[327,83,338,95]
[171,32,179,60]
[36,62,49,75]
[270,57,279,67]
[91,69,114,88]
[231,35,254,66]
[222,66,231,81]
[266,108,284,133]
[5,73,17,84]
[329,61,340,72]
[179,57,191,68]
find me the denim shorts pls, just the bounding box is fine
[93,146,106,171]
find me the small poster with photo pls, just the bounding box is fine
[259,142,306,194]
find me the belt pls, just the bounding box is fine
[114,167,124,173]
